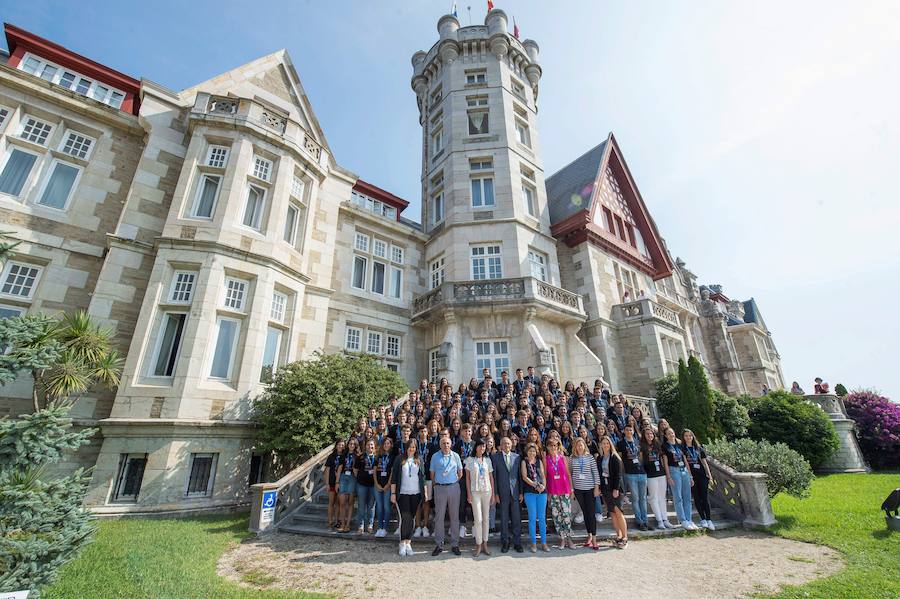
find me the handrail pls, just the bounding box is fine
[249,395,407,533]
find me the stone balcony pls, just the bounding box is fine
[189,93,327,170]
[412,277,585,322]
[612,298,683,330]
[655,290,698,316]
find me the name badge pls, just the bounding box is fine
[632,458,640,464]
[368,469,375,475]
[677,461,684,468]
[577,473,586,480]
[381,469,388,475]
[653,461,660,469]
[692,463,700,469]
[553,474,561,480]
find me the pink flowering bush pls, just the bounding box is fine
[844,389,900,469]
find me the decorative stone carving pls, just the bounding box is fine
[259,110,287,134]
[208,96,238,115]
[536,280,579,309]
[303,135,321,160]
[707,457,776,528]
[454,280,526,302]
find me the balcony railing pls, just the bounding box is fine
[412,277,585,318]
[613,298,681,328]
[655,290,698,315]
[191,93,325,167]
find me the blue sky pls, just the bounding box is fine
[5,1,899,398]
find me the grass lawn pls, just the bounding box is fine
[44,514,327,599]
[767,472,900,598]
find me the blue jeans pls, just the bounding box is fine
[524,492,548,544]
[594,495,603,515]
[624,473,648,525]
[669,467,693,522]
[356,484,375,528]
[374,488,392,530]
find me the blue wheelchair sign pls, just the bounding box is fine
[260,490,277,525]
[262,491,277,509]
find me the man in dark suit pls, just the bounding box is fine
[491,437,523,553]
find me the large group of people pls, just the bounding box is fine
[324,366,715,557]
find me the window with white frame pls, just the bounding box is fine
[260,325,283,382]
[251,155,272,181]
[168,271,196,304]
[430,257,445,289]
[389,266,402,299]
[390,245,404,265]
[0,262,41,299]
[470,158,492,171]
[371,261,386,295]
[511,79,525,99]
[0,106,11,129]
[528,249,548,282]
[475,340,509,380]
[290,175,304,198]
[467,110,489,135]
[386,334,400,358]
[661,335,684,375]
[19,53,126,108]
[112,453,147,503]
[373,239,387,259]
[355,232,370,252]
[515,119,531,147]
[36,159,81,210]
[19,116,53,145]
[431,126,443,156]
[0,304,25,319]
[205,145,229,168]
[466,70,487,85]
[367,331,382,354]
[429,348,440,382]
[345,326,362,351]
[613,263,640,302]
[270,291,287,323]
[470,176,495,208]
[185,453,218,497]
[223,278,248,312]
[0,148,39,197]
[522,182,536,217]
[241,184,266,230]
[191,174,221,218]
[350,190,397,220]
[431,189,444,225]
[60,130,95,160]
[285,176,308,251]
[209,316,240,379]
[149,312,186,377]
[466,95,488,107]
[471,245,502,280]
[547,345,560,378]
[351,255,367,290]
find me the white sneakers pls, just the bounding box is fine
[399,543,413,556]
[375,528,386,537]
[414,527,431,537]
[574,513,585,525]
[413,527,422,537]
[460,525,467,538]
[357,525,365,534]
[700,519,716,530]
[596,512,604,523]
[658,520,671,529]
[681,520,699,530]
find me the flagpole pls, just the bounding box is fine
[467,6,472,25]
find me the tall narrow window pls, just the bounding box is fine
[475,340,509,380]
[367,331,382,354]
[528,250,548,282]
[284,203,300,245]
[0,149,38,197]
[185,453,218,497]
[346,326,362,351]
[467,111,489,135]
[430,257,445,289]
[192,175,220,218]
[260,326,282,382]
[37,161,80,209]
[429,348,440,382]
[387,335,400,358]
[209,317,239,379]
[371,262,386,295]
[431,190,444,224]
[351,256,367,290]
[471,177,495,207]
[432,127,443,156]
[270,291,287,323]
[522,184,536,217]
[113,453,148,503]
[150,313,186,377]
[242,185,265,230]
[515,120,531,147]
[389,266,402,299]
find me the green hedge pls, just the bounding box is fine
[747,390,839,469]
[706,437,814,498]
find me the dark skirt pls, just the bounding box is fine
[602,489,623,517]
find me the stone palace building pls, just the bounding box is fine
[0,12,784,513]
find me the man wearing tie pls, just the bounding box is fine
[429,435,463,556]
[491,437,523,553]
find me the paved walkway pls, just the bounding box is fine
[218,529,843,598]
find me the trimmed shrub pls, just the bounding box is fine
[706,437,814,498]
[712,389,750,440]
[747,390,839,469]
[834,383,848,397]
[844,389,900,470]
[253,351,408,465]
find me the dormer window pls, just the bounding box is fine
[18,53,127,110]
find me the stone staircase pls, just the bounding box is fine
[279,488,738,542]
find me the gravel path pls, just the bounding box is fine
[218,530,842,598]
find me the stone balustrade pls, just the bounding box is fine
[412,277,585,319]
[191,93,325,166]
[622,394,659,421]
[804,394,869,473]
[613,298,681,328]
[707,457,777,528]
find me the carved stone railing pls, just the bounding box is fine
[804,394,869,473]
[613,298,681,328]
[412,277,585,319]
[706,457,776,528]
[806,393,847,417]
[623,394,659,421]
[193,93,324,166]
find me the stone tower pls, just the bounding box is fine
[409,10,603,383]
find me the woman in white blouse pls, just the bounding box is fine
[465,439,495,557]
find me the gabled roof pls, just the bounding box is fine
[545,140,608,224]
[547,133,674,280]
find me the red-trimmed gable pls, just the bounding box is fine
[550,133,673,280]
[352,179,409,222]
[4,23,141,115]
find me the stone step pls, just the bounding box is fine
[279,517,737,543]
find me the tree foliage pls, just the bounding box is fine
[655,367,745,442]
[711,389,750,440]
[706,437,814,498]
[253,352,408,465]
[834,383,848,397]
[654,373,679,426]
[843,389,900,470]
[747,390,839,469]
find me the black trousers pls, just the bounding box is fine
[691,473,711,520]
[397,493,422,541]
[574,489,597,535]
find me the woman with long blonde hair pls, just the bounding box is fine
[598,435,628,548]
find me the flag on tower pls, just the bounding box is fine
[487,0,494,11]
[451,2,458,17]
[513,17,519,39]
